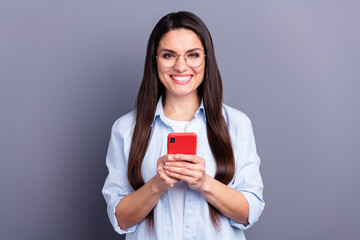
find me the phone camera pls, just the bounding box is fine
[170,137,175,143]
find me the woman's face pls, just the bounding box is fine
[156,28,205,99]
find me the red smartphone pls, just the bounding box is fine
[167,132,197,155]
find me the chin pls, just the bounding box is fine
[168,88,197,98]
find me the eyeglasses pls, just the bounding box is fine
[156,49,206,68]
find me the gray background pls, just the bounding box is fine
[1,1,359,239]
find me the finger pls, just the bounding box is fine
[162,154,178,162]
[164,165,201,178]
[164,154,194,162]
[165,160,192,168]
[165,161,204,172]
[174,154,201,163]
[159,170,180,182]
[158,155,177,168]
[165,170,193,182]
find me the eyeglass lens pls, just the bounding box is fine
[158,50,205,68]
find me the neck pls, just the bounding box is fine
[163,93,200,121]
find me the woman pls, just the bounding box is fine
[102,11,264,240]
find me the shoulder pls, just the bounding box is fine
[111,110,136,137]
[221,103,254,142]
[222,103,252,127]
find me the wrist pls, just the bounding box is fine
[199,174,212,194]
[150,176,166,195]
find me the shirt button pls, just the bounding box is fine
[188,198,193,202]
[186,224,191,229]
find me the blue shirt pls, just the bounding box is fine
[102,97,265,240]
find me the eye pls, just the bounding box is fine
[187,52,200,59]
[161,53,176,59]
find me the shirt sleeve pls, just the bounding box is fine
[102,118,137,234]
[228,118,265,230]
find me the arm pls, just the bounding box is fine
[200,174,249,225]
[164,155,249,225]
[115,154,179,230]
[102,116,180,233]
[164,119,264,227]
[115,177,162,230]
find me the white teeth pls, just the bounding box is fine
[171,76,191,81]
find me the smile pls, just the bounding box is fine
[170,75,192,84]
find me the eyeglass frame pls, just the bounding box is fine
[155,49,207,68]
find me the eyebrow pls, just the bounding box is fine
[159,48,203,54]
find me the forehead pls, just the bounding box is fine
[157,28,204,52]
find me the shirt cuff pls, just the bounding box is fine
[107,192,138,234]
[228,191,265,230]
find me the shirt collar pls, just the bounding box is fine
[152,95,206,127]
[153,95,166,126]
[195,99,206,122]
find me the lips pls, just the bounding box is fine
[170,75,192,85]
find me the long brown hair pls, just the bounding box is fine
[128,11,235,230]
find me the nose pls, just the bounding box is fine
[173,55,188,72]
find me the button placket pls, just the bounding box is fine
[183,187,195,239]
[183,114,203,239]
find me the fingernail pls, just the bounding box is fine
[164,165,168,169]
[165,162,171,165]
[174,155,179,159]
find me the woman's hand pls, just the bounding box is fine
[153,155,180,193]
[164,154,250,225]
[114,155,179,230]
[163,154,209,191]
